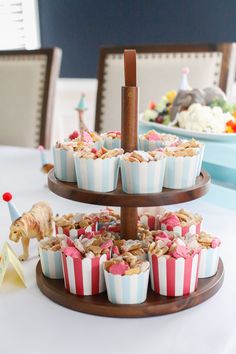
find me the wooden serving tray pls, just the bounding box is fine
[48,169,210,207]
[36,259,224,318]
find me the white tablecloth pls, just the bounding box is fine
[1,146,236,354]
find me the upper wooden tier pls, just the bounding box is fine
[48,169,210,207]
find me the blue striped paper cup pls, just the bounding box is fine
[74,156,120,192]
[198,247,220,278]
[139,136,163,151]
[196,144,205,176]
[53,147,76,182]
[104,266,150,304]
[39,236,65,279]
[103,137,121,150]
[120,157,166,194]
[164,154,199,189]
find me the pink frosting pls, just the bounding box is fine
[63,246,82,259]
[80,131,93,143]
[211,238,221,248]
[112,246,120,255]
[100,239,113,250]
[171,245,189,259]
[160,214,181,230]
[109,262,129,275]
[146,132,161,141]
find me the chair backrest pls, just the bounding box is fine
[95,43,236,132]
[0,48,62,148]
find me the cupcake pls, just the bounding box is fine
[112,239,147,261]
[102,131,121,149]
[160,209,202,236]
[39,236,66,279]
[54,212,97,238]
[61,234,113,295]
[148,234,200,296]
[53,140,89,182]
[163,147,200,189]
[177,139,205,176]
[139,130,180,151]
[104,253,150,304]
[197,231,221,278]
[120,150,166,194]
[74,146,123,192]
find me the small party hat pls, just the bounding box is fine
[2,193,21,222]
[38,145,47,166]
[180,67,190,90]
[75,93,88,111]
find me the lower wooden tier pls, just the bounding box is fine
[36,259,224,318]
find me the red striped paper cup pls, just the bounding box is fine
[148,253,200,296]
[61,253,108,295]
[55,224,96,238]
[160,222,202,237]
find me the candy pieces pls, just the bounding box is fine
[123,150,164,163]
[75,147,124,159]
[104,254,149,276]
[164,147,197,157]
[40,237,62,252]
[160,209,202,227]
[143,130,161,141]
[197,231,221,249]
[104,131,121,139]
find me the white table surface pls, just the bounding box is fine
[1,146,236,354]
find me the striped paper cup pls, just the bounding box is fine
[53,147,76,182]
[74,156,120,192]
[39,236,65,279]
[55,224,96,238]
[61,253,108,295]
[148,253,200,296]
[196,144,205,176]
[104,266,150,304]
[163,154,199,189]
[139,136,163,151]
[198,247,220,278]
[160,221,202,236]
[120,157,166,194]
[103,137,121,150]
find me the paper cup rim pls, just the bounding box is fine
[104,266,150,278]
[148,252,200,261]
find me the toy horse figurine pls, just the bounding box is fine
[3,193,53,261]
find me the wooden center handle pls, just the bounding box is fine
[124,49,136,87]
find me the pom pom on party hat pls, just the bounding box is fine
[180,67,191,90]
[2,192,21,222]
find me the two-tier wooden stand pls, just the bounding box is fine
[36,50,224,317]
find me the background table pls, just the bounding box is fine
[1,146,236,354]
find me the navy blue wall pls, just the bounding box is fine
[38,0,236,78]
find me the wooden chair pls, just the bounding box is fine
[95,43,236,133]
[0,48,62,148]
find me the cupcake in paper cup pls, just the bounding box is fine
[102,131,121,149]
[139,130,180,151]
[160,209,202,236]
[163,147,200,189]
[120,150,166,194]
[104,254,150,304]
[39,236,66,279]
[197,231,221,278]
[54,212,97,238]
[74,146,123,192]
[148,234,200,296]
[61,234,113,295]
[178,139,205,176]
[53,139,89,182]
